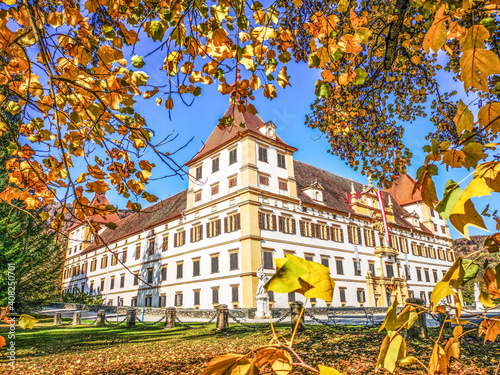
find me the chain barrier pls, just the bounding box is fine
[174,313,217,329]
[105,316,128,326]
[228,313,260,330]
[59,320,73,325]
[81,318,97,326]
[271,311,290,324]
[304,311,334,327]
[135,315,166,326]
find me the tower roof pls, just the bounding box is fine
[67,193,120,232]
[186,104,296,166]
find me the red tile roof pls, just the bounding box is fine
[67,193,120,232]
[293,160,431,234]
[82,190,187,253]
[385,174,423,206]
[187,104,296,165]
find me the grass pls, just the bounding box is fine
[0,314,499,374]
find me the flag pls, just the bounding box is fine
[376,190,391,246]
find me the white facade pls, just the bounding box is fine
[61,106,454,309]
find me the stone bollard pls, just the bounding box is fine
[290,302,306,332]
[126,308,136,328]
[53,312,62,325]
[165,307,176,329]
[406,298,428,340]
[96,310,106,327]
[216,304,229,331]
[72,311,82,326]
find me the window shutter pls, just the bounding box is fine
[258,213,263,229]
[217,219,221,235]
[199,227,203,241]
[236,213,241,230]
[206,223,210,237]
[291,219,296,234]
[190,228,193,242]
[340,228,344,242]
[315,224,320,238]
[272,214,277,231]
[371,230,376,246]
[174,233,177,247]
[224,217,228,233]
[347,226,353,243]
[326,226,330,240]
[278,216,283,232]
[330,227,334,241]
[357,227,362,245]
[299,220,304,236]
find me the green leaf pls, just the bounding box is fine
[278,51,292,64]
[436,180,462,220]
[130,71,150,86]
[461,143,487,170]
[149,20,165,42]
[315,80,330,99]
[39,211,50,221]
[265,254,335,302]
[7,142,18,155]
[354,68,368,85]
[462,259,480,284]
[131,55,145,68]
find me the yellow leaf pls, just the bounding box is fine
[263,84,277,100]
[250,75,261,91]
[460,48,500,93]
[474,162,500,191]
[423,5,449,53]
[240,57,256,71]
[202,354,257,375]
[253,347,291,368]
[376,334,406,373]
[453,100,474,135]
[271,360,292,375]
[449,199,487,238]
[18,314,37,329]
[479,319,500,343]
[265,254,335,302]
[460,25,490,52]
[277,66,291,89]
[318,365,342,375]
[379,298,398,333]
[450,178,494,216]
[478,102,500,134]
[442,149,466,169]
[428,344,448,375]
[87,164,106,179]
[338,34,362,54]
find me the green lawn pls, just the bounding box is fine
[0,314,498,374]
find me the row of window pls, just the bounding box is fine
[195,148,238,180]
[194,175,238,203]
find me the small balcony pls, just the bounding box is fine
[374,246,399,257]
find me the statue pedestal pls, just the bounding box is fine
[255,295,269,319]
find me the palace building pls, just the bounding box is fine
[61,105,454,309]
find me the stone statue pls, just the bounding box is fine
[256,265,269,296]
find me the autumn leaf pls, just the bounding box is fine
[460,49,500,93]
[423,5,449,53]
[479,319,500,343]
[453,100,474,135]
[0,335,5,350]
[202,354,258,375]
[376,334,406,373]
[478,102,500,134]
[18,314,37,329]
[318,365,343,375]
[483,268,500,299]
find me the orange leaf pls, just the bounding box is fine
[483,268,500,299]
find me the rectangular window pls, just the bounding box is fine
[159,295,166,308]
[305,254,313,262]
[316,222,329,240]
[161,265,167,281]
[277,153,286,168]
[278,216,295,234]
[147,267,153,284]
[420,291,426,303]
[335,258,344,275]
[212,157,220,173]
[369,262,376,277]
[191,224,203,242]
[211,255,219,273]
[162,235,168,251]
[288,292,295,302]
[259,174,269,187]
[411,243,419,256]
[339,287,346,303]
[433,270,439,283]
[145,295,152,307]
[356,289,366,304]
[429,247,436,259]
[100,278,105,292]
[386,263,394,278]
[330,226,344,242]
[416,268,422,282]
[299,220,313,237]
[354,259,361,276]
[90,281,94,294]
[111,255,118,266]
[447,251,455,262]
[148,238,155,256]
[228,175,237,189]
[120,274,125,288]
[258,146,268,162]
[225,213,241,233]
[176,262,183,279]
[211,183,219,196]
[122,249,127,263]
[438,248,445,260]
[364,229,376,247]
[399,237,408,253]
[321,256,329,268]
[133,271,139,286]
[263,250,274,269]
[135,244,141,260]
[424,269,430,283]
[268,291,275,302]
[259,212,275,230]
[229,148,237,165]
[82,262,88,274]
[212,288,219,304]
[441,226,446,234]
[347,226,362,245]
[231,286,239,302]
[278,180,288,192]
[194,290,200,306]
[194,191,202,203]
[101,255,108,269]
[195,166,202,180]
[174,230,186,247]
[91,258,97,272]
[175,293,183,307]
[131,297,137,307]
[110,276,115,290]
[193,258,200,276]
[229,252,239,270]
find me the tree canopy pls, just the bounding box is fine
[0,0,498,241]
